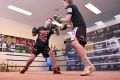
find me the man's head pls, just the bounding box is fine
[63,0,73,9]
[106,37,120,53]
[45,18,53,26]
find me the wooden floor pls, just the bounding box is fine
[0,71,120,80]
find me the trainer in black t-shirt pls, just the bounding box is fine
[66,4,87,43]
[66,4,86,28]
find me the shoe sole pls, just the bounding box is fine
[80,66,96,76]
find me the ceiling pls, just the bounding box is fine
[0,0,120,27]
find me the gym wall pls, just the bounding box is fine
[0,17,34,39]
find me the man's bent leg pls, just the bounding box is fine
[71,38,96,76]
[20,54,36,74]
[49,49,61,74]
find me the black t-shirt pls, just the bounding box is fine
[66,4,86,28]
[35,26,55,47]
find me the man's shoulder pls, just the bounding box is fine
[38,26,48,31]
[38,26,44,29]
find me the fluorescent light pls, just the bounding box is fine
[85,3,102,14]
[114,14,120,20]
[95,21,105,26]
[8,5,32,16]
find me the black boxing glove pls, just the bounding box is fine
[52,21,67,30]
[60,24,67,30]
[32,27,38,36]
[51,24,57,29]
[53,15,62,23]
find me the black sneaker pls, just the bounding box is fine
[53,67,61,74]
[20,67,28,74]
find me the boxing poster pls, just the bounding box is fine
[86,23,120,54]
[1,35,16,52]
[0,34,35,53]
[26,39,35,53]
[85,23,120,70]
[15,37,26,53]
[0,34,3,52]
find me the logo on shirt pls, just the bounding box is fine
[39,31,48,43]
[67,8,72,13]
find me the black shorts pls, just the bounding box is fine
[68,27,87,47]
[76,27,87,47]
[32,44,50,58]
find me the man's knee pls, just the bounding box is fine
[49,49,54,55]
[30,54,36,60]
[71,39,83,49]
[71,39,78,46]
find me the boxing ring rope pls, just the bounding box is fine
[86,47,120,53]
[0,50,120,63]
[86,37,120,45]
[0,46,120,61]
[0,41,120,72]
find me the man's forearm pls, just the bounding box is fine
[55,28,60,35]
[60,14,72,22]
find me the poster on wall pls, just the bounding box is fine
[86,23,120,54]
[2,35,16,52]
[105,37,120,54]
[1,34,7,52]
[15,37,26,53]
[0,34,35,53]
[0,34,3,52]
[26,39,35,53]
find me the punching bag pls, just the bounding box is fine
[46,57,52,67]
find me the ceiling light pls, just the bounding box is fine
[85,3,102,14]
[8,5,32,16]
[95,21,105,26]
[114,14,120,20]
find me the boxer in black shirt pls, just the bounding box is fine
[20,18,61,74]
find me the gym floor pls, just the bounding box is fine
[0,71,120,80]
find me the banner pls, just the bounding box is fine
[86,23,120,54]
[0,34,35,53]
[66,23,120,71]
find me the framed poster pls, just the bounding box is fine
[26,39,35,53]
[15,37,26,53]
[0,34,3,52]
[1,35,15,52]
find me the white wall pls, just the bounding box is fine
[0,17,34,39]
[49,35,66,49]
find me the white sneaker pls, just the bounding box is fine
[80,65,96,76]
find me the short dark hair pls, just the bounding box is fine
[64,0,73,4]
[47,18,53,21]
